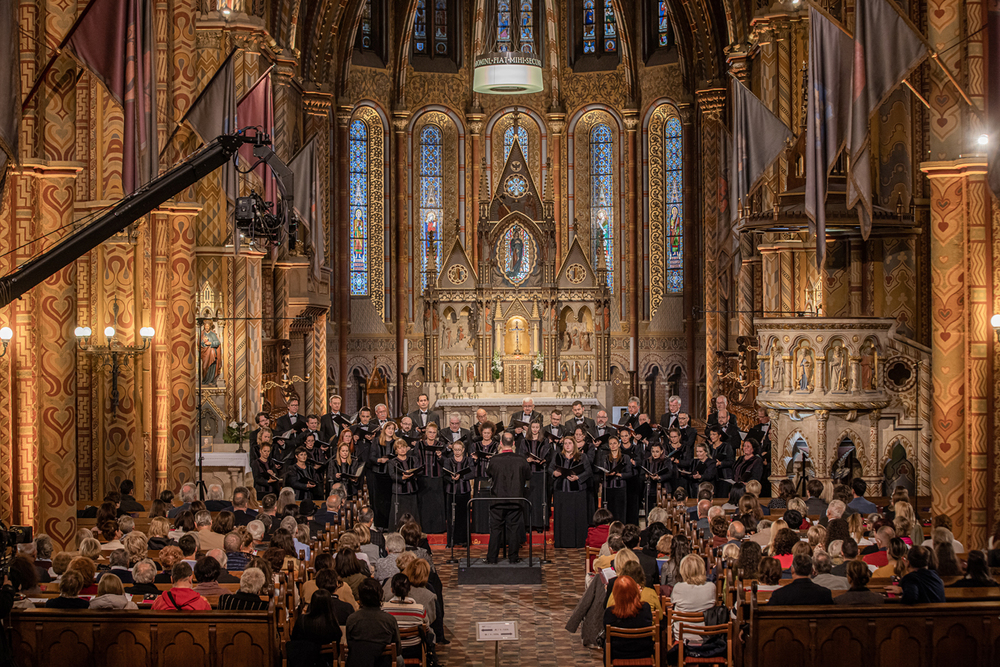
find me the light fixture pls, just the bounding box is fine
[0,326,11,358]
[472,0,544,95]
[978,133,990,146]
[992,314,1000,342]
[78,297,153,416]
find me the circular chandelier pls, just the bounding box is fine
[472,1,544,95]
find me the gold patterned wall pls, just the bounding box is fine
[646,103,681,319]
[352,105,387,321]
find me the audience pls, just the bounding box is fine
[383,574,431,662]
[346,577,401,667]
[126,559,160,596]
[886,545,945,604]
[192,556,228,596]
[288,589,344,665]
[218,567,270,611]
[756,557,783,591]
[766,554,833,605]
[949,551,998,588]
[872,538,909,579]
[45,570,89,609]
[89,573,138,610]
[607,560,662,622]
[810,551,849,590]
[603,576,655,662]
[669,555,716,641]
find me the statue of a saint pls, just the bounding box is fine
[200,321,221,385]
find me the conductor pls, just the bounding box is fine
[486,433,532,565]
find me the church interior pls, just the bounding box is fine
[1,0,1000,664]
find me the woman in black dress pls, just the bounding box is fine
[285,446,321,501]
[618,427,645,525]
[368,422,397,529]
[388,438,420,528]
[416,422,447,534]
[597,436,634,522]
[520,421,553,530]
[251,443,280,497]
[642,442,675,514]
[549,436,593,548]
[686,443,718,497]
[733,438,764,484]
[707,425,735,497]
[443,441,475,547]
[705,395,741,443]
[328,443,364,498]
[471,421,498,533]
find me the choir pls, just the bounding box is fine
[248,394,770,549]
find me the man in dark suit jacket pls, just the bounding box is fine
[118,480,145,513]
[485,434,532,564]
[545,410,570,439]
[442,413,470,446]
[767,554,834,605]
[275,398,304,435]
[509,398,543,435]
[319,394,347,444]
[745,407,772,487]
[658,395,683,431]
[231,487,258,526]
[567,400,596,435]
[618,397,640,429]
[408,393,442,430]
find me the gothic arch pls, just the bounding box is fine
[881,434,915,470]
[836,429,867,472]
[485,107,549,196]
[642,99,684,318]
[349,102,390,321]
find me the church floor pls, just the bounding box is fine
[434,545,601,666]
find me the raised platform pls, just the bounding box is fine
[456,557,544,585]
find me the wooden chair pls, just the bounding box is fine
[603,623,660,667]
[665,609,704,648]
[676,622,733,666]
[398,626,427,666]
[586,546,602,577]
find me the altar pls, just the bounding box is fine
[421,129,613,410]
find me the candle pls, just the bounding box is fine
[238,398,242,423]
[403,339,409,370]
[629,338,635,372]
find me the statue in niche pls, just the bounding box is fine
[582,332,592,351]
[830,345,849,391]
[442,363,452,383]
[561,330,572,351]
[507,235,525,279]
[759,357,769,389]
[200,320,222,385]
[771,348,783,391]
[466,362,475,384]
[860,342,876,390]
[560,362,570,383]
[574,362,582,383]
[797,346,815,392]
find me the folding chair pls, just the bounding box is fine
[676,622,733,666]
[603,623,660,666]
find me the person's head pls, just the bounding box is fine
[357,576,382,609]
[812,550,834,575]
[571,400,585,418]
[132,558,157,584]
[609,574,644,619]
[934,540,962,575]
[825,518,850,548]
[194,555,221,583]
[697,499,711,519]
[620,524,641,550]
[850,477,867,499]
[335,547,363,578]
[8,556,37,594]
[99,520,120,543]
[826,500,847,521]
[149,499,168,518]
[628,397,640,415]
[239,567,266,595]
[840,537,859,561]
[745,480,762,497]
[906,544,933,570]
[212,511,235,535]
[695,443,709,461]
[416,393,430,410]
[790,553,813,578]
[117,515,134,536]
[806,479,824,499]
[171,561,194,584]
[173,510,195,532]
[403,558,431,587]
[777,478,796,501]
[728,521,746,541]
[656,533,673,557]
[613,547,639,574]
[593,508,614,527]
[754,556,780,585]
[390,572,412,600]
[679,554,707,585]
[499,432,515,451]
[179,483,197,504]
[772,528,799,556]
[58,569,86,597]
[710,516,729,539]
[97,573,125,597]
[672,486,689,502]
[232,487,250,509]
[178,534,198,557]
[67,556,96,585]
[596,410,608,425]
[728,483,747,507]
[108,549,129,570]
[875,525,896,549]
[157,546,183,569]
[247,520,265,542]
[737,541,763,579]
[123,532,149,565]
[78,537,101,561]
[807,525,827,552]
[287,398,300,415]
[963,550,992,583]
[788,497,808,518]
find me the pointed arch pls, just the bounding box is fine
[349,103,388,321]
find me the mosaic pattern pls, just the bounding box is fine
[349,119,369,296]
[419,125,444,288]
[505,174,528,198]
[591,123,614,290]
[665,116,683,293]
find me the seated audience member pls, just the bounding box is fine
[206,549,240,583]
[606,560,663,622]
[149,499,169,519]
[750,519,773,547]
[603,576,655,662]
[117,515,135,536]
[177,534,199,568]
[192,510,223,552]
[824,519,850,551]
[932,515,964,553]
[383,574,431,662]
[247,520,266,548]
[726,521,746,548]
[148,516,173,550]
[598,522,625,558]
[89,573,138,610]
[736,541,763,581]
[312,569,357,623]
[45,570,89,609]
[99,521,124,552]
[670,555,717,642]
[154,546,184,583]
[709,516,729,548]
[50,551,73,583]
[847,478,877,514]
[122,531,149,567]
[151,562,212,611]
[231,486,259,526]
[636,523,667,587]
[8,556,41,603]
[192,555,228,596]
[401,559,439,628]
[125,559,160,596]
[168,510,195,540]
[863,526,896,567]
[224,532,252,571]
[354,523,382,563]
[301,553,358,609]
[382,553,418,601]
[767,554,834,605]
[288,589,344,665]
[811,551,849,590]
[270,529,301,571]
[806,525,827,554]
[804,479,828,516]
[934,540,964,577]
[346,578,402,667]
[99,549,134,584]
[67,556,98,595]
[873,538,909,579]
[336,547,369,599]
[831,539,860,577]
[834,560,885,605]
[769,479,795,512]
[78,538,102,565]
[337,532,369,568]
[218,567,270,611]
[588,508,615,549]
[782,509,805,534]
[756,557,783,591]
[33,534,54,583]
[205,483,233,512]
[770,528,799,569]
[660,534,691,588]
[886,545,945,604]
[949,550,998,588]
[374,533,407,582]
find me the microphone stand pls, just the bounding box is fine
[446,465,460,564]
[540,467,551,564]
[644,474,650,527]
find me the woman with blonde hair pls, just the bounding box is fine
[807,525,827,554]
[330,442,364,498]
[765,518,788,556]
[147,516,172,550]
[78,538,102,562]
[89,573,138,610]
[847,512,873,547]
[276,487,296,514]
[669,555,716,645]
[894,502,922,546]
[820,479,835,504]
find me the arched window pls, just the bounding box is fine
[498,0,538,54]
[354,0,388,66]
[573,0,619,70]
[358,0,373,48]
[643,1,676,63]
[656,1,671,47]
[419,125,444,288]
[591,123,614,291]
[349,120,369,296]
[503,124,528,162]
[414,0,450,57]
[665,117,683,292]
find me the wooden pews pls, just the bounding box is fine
[9,604,279,667]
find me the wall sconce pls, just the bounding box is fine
[77,298,154,416]
[992,314,1000,343]
[0,326,12,357]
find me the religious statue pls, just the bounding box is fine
[582,331,592,351]
[831,345,849,391]
[574,362,582,383]
[466,362,475,384]
[442,362,451,383]
[797,348,815,392]
[561,329,572,351]
[860,343,876,390]
[560,362,570,383]
[771,350,783,391]
[507,235,525,279]
[200,320,221,385]
[507,318,527,355]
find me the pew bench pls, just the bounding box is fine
[10,605,280,667]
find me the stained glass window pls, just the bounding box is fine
[498,0,512,51]
[419,125,444,289]
[414,0,449,56]
[520,0,535,54]
[498,0,536,54]
[665,116,683,292]
[582,0,615,56]
[349,119,369,296]
[359,0,372,49]
[657,1,670,47]
[503,124,528,162]
[591,123,614,291]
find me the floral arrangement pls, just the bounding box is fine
[532,351,544,379]
[492,350,503,380]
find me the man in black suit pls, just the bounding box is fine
[275,398,303,435]
[658,395,683,430]
[358,506,386,553]
[485,434,532,564]
[205,484,234,512]
[443,413,470,446]
[249,412,271,452]
[118,480,145,513]
[744,406,772,491]
[319,394,346,444]
[618,396,640,429]
[231,487,258,526]
[167,482,198,518]
[408,394,441,430]
[512,398,543,433]
[593,410,613,440]
[546,410,569,439]
[568,400,596,435]
[471,409,490,438]
[311,493,341,531]
[766,554,834,605]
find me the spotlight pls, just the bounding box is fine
[978,133,989,146]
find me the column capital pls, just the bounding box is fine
[546,111,566,135]
[391,113,411,134]
[919,157,988,178]
[695,85,726,115]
